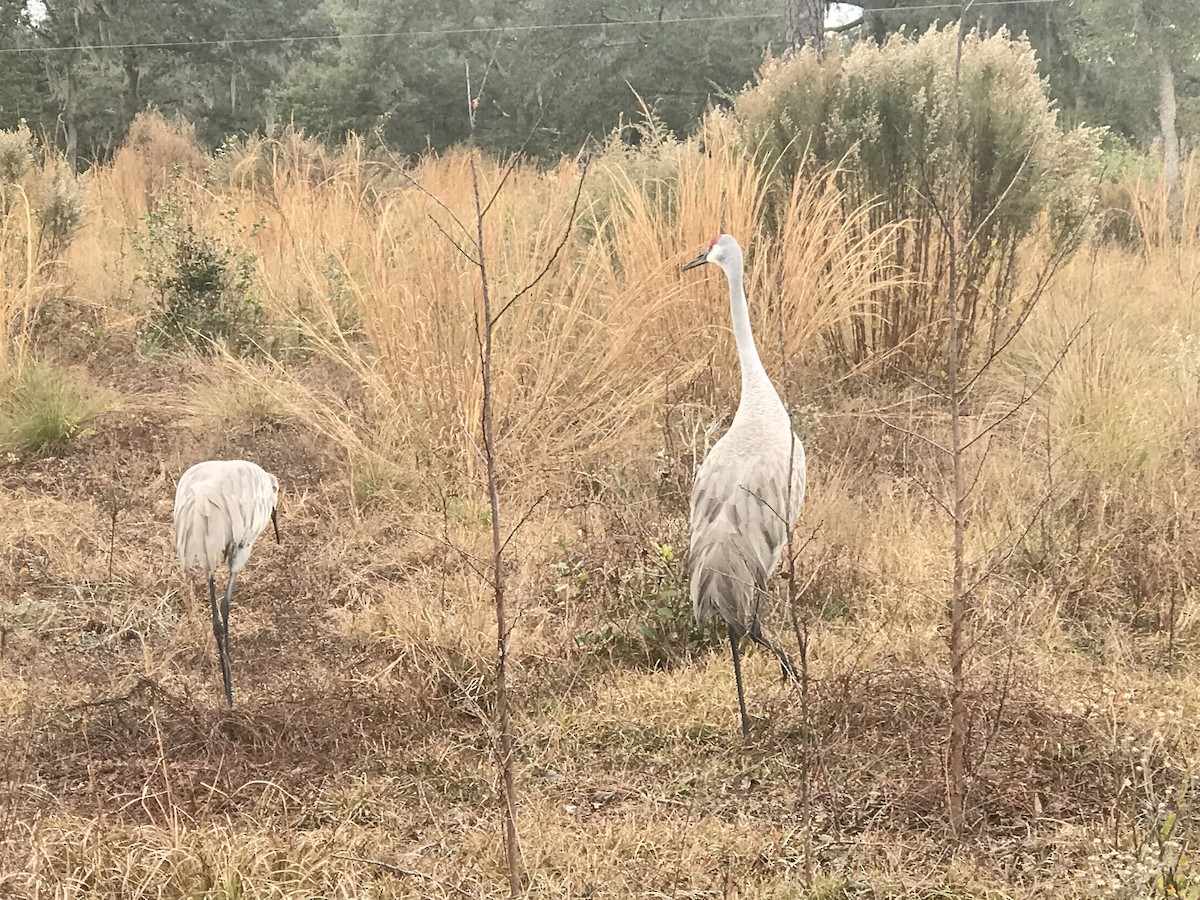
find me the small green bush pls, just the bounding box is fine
[136,201,263,354]
[0,123,83,256]
[581,110,688,242]
[731,24,1102,373]
[571,539,720,670]
[0,121,34,200]
[30,160,84,255]
[0,362,107,455]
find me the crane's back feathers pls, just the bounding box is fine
[689,426,805,636]
[174,460,279,576]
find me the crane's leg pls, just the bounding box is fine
[218,571,237,708]
[748,628,798,684]
[208,575,233,709]
[728,624,751,740]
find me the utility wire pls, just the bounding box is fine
[2,0,1063,55]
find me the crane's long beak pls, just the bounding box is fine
[681,250,709,272]
[271,508,281,544]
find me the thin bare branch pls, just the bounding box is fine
[465,74,523,887]
[340,856,478,900]
[501,600,532,644]
[825,14,863,33]
[474,40,501,111]
[886,363,951,399]
[501,491,550,554]
[907,472,954,519]
[961,488,1055,600]
[785,521,825,568]
[427,213,479,266]
[876,417,953,456]
[963,429,997,501]
[395,168,477,251]
[403,524,494,587]
[483,116,545,219]
[973,647,1016,777]
[960,318,1088,453]
[962,208,1095,391]
[964,144,1035,249]
[490,159,590,328]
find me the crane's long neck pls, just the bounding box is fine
[725,263,773,405]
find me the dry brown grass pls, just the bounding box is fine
[0,181,47,374]
[3,124,1200,898]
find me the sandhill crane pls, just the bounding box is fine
[682,234,806,739]
[173,459,280,708]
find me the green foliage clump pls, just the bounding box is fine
[581,110,690,241]
[0,122,83,256]
[571,539,719,669]
[30,160,84,256]
[136,201,262,354]
[628,540,715,666]
[731,25,1102,373]
[0,121,34,192]
[0,362,107,456]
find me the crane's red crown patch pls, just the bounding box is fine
[708,235,719,249]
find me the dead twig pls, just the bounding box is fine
[340,855,478,900]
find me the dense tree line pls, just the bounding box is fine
[0,0,1195,167]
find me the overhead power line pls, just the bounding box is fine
[1,0,1064,55]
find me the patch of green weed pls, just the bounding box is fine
[0,362,108,455]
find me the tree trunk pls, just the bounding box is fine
[866,9,888,45]
[63,46,80,170]
[469,151,524,898]
[785,0,825,52]
[122,46,140,128]
[1156,45,1182,238]
[945,14,971,841]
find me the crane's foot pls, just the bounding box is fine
[737,712,772,743]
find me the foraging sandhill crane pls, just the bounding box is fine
[682,234,806,739]
[174,459,280,708]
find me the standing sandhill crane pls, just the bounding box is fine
[682,234,807,740]
[174,459,280,708]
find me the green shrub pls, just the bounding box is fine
[136,201,263,354]
[0,362,107,455]
[0,123,83,256]
[571,539,720,670]
[0,121,34,203]
[30,159,84,256]
[581,109,688,243]
[731,24,1101,373]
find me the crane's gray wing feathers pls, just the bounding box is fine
[688,435,805,634]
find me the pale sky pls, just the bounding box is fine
[829,3,865,29]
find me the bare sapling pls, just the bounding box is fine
[418,61,589,896]
[770,255,826,886]
[899,5,1094,837]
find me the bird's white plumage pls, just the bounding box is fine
[174,459,279,576]
[685,233,807,638]
[689,426,805,633]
